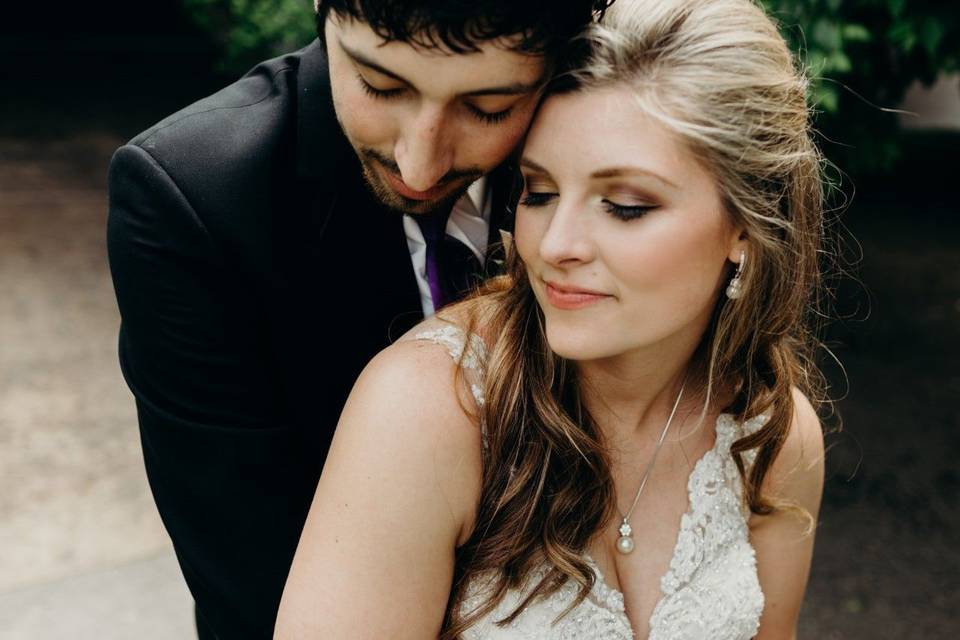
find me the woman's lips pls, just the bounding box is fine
[380,165,448,201]
[544,281,612,310]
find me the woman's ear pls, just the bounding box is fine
[728,228,748,264]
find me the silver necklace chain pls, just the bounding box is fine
[615,381,686,555]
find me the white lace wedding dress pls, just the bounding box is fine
[410,324,766,640]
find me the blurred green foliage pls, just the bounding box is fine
[183,0,959,176]
[763,0,959,175]
[182,0,316,74]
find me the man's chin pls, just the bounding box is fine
[359,160,471,217]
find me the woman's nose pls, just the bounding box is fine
[538,200,595,266]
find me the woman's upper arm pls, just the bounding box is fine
[752,388,826,639]
[275,341,482,639]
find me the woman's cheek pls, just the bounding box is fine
[513,209,544,266]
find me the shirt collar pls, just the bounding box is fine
[465,177,490,222]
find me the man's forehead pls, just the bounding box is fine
[330,13,546,95]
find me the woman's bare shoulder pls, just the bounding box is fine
[354,333,483,447]
[762,387,825,508]
[275,338,483,637]
[358,329,485,528]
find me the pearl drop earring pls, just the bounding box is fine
[726,250,746,300]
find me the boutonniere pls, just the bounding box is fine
[487,229,514,273]
[498,229,514,259]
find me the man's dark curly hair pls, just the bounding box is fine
[316,0,614,63]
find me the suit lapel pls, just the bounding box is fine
[315,168,424,338]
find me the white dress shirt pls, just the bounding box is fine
[403,177,491,316]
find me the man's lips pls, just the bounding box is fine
[544,281,612,310]
[378,164,449,201]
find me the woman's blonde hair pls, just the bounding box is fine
[441,0,827,636]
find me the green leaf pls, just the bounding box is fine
[814,84,840,112]
[813,19,843,51]
[920,17,945,58]
[842,24,872,43]
[888,21,917,54]
[827,50,853,74]
[886,0,907,19]
[803,47,832,75]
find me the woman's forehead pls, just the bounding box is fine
[523,88,699,187]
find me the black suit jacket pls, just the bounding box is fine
[107,39,512,639]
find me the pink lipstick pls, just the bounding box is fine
[544,281,612,310]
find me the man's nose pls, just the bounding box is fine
[394,105,454,192]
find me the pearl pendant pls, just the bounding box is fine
[726,277,742,299]
[616,520,635,554]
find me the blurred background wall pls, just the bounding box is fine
[1,1,957,638]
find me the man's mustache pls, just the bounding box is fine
[362,148,485,188]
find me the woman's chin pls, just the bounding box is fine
[544,325,623,362]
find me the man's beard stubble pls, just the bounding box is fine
[357,147,484,217]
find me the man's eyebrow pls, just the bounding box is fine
[341,39,544,97]
[340,41,411,85]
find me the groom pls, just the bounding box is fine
[107,1,606,638]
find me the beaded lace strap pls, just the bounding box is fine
[738,414,770,471]
[410,323,488,414]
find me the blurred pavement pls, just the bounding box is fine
[0,133,193,639]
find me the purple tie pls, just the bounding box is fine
[414,209,482,311]
[415,209,452,310]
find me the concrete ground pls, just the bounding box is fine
[0,132,193,639]
[0,111,957,638]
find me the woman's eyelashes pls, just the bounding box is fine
[602,200,658,221]
[356,73,514,125]
[519,189,658,221]
[519,191,557,207]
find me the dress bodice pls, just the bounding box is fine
[411,324,765,640]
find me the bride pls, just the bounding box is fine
[276,0,827,637]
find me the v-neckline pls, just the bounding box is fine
[583,413,737,638]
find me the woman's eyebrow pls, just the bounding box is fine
[590,166,678,188]
[519,157,550,174]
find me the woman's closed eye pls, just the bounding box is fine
[602,200,658,221]
[520,191,658,221]
[519,191,557,207]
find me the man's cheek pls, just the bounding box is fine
[342,107,395,147]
